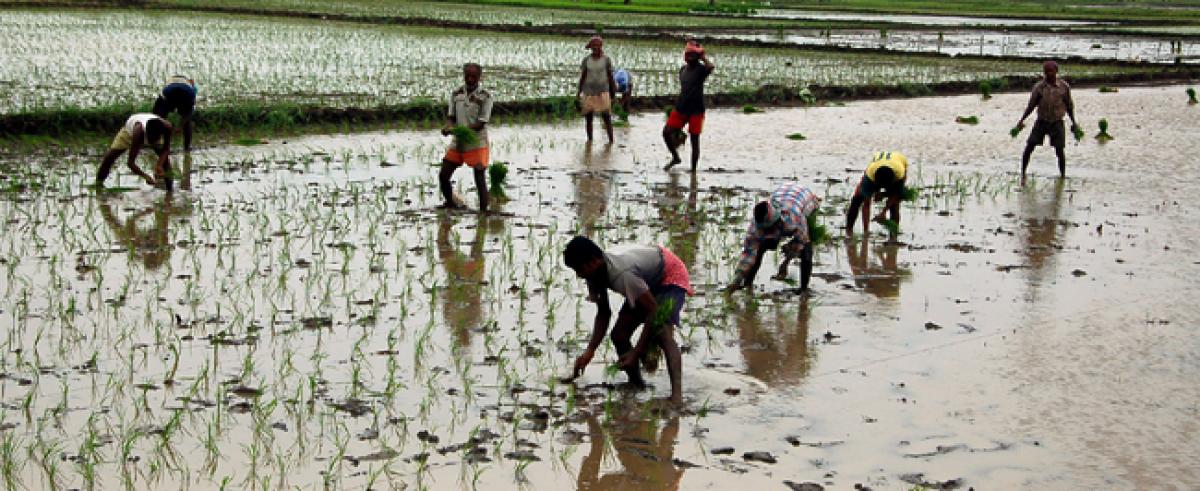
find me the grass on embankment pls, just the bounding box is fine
[4,68,1197,152]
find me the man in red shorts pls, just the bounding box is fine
[440,63,494,213]
[663,40,714,172]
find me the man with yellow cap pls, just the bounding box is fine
[845,151,908,237]
[728,183,821,292]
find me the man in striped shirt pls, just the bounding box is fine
[728,183,821,292]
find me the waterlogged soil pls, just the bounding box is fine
[697,29,1200,63]
[0,85,1197,490]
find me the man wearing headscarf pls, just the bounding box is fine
[1015,60,1080,185]
[728,183,821,292]
[663,39,715,172]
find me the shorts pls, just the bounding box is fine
[443,146,490,169]
[666,110,704,135]
[619,284,687,327]
[152,83,196,118]
[853,175,905,201]
[108,128,163,153]
[580,93,612,114]
[1027,119,1065,148]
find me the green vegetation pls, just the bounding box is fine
[1188,87,1198,105]
[786,133,807,140]
[1095,118,1113,141]
[1010,125,1023,138]
[451,125,480,147]
[955,115,979,125]
[488,161,510,199]
[880,218,901,236]
[1098,85,1119,93]
[742,104,763,113]
[1073,123,1086,141]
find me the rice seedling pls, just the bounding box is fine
[1098,85,1118,93]
[451,125,480,148]
[741,104,763,114]
[1187,87,1197,105]
[786,133,807,140]
[954,115,979,125]
[489,161,510,199]
[1010,124,1024,138]
[1095,118,1113,141]
[879,218,901,236]
[1072,123,1086,141]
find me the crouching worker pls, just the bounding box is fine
[845,151,908,237]
[96,113,173,190]
[564,236,691,404]
[727,183,821,292]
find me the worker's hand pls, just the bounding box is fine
[1015,121,1025,130]
[872,212,888,223]
[773,264,789,280]
[572,349,594,379]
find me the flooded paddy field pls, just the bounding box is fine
[0,9,1164,114]
[694,28,1200,63]
[0,84,1197,489]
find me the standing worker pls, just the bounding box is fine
[1015,60,1080,186]
[577,36,618,143]
[151,75,197,153]
[728,183,822,292]
[663,40,714,172]
[439,63,494,213]
[845,151,908,238]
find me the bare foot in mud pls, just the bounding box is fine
[664,157,681,171]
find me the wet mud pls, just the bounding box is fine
[0,85,1197,489]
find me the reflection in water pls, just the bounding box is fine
[98,193,191,270]
[178,153,193,191]
[437,212,489,347]
[575,142,614,235]
[844,238,906,299]
[658,172,700,271]
[733,295,814,386]
[1020,179,1067,289]
[576,401,683,491]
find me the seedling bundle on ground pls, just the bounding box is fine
[1095,118,1114,141]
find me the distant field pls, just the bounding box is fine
[771,0,1200,23]
[0,9,1158,115]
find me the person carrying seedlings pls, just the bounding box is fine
[727,183,821,292]
[440,63,494,213]
[564,236,691,405]
[151,75,197,152]
[1015,60,1079,185]
[577,36,617,143]
[663,40,714,172]
[845,151,908,237]
[95,113,174,190]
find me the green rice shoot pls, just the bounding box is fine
[451,125,479,147]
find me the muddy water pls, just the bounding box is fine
[697,29,1199,63]
[750,9,1113,27]
[0,84,1197,490]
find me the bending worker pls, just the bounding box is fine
[728,183,821,292]
[845,151,908,237]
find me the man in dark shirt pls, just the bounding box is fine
[663,41,715,172]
